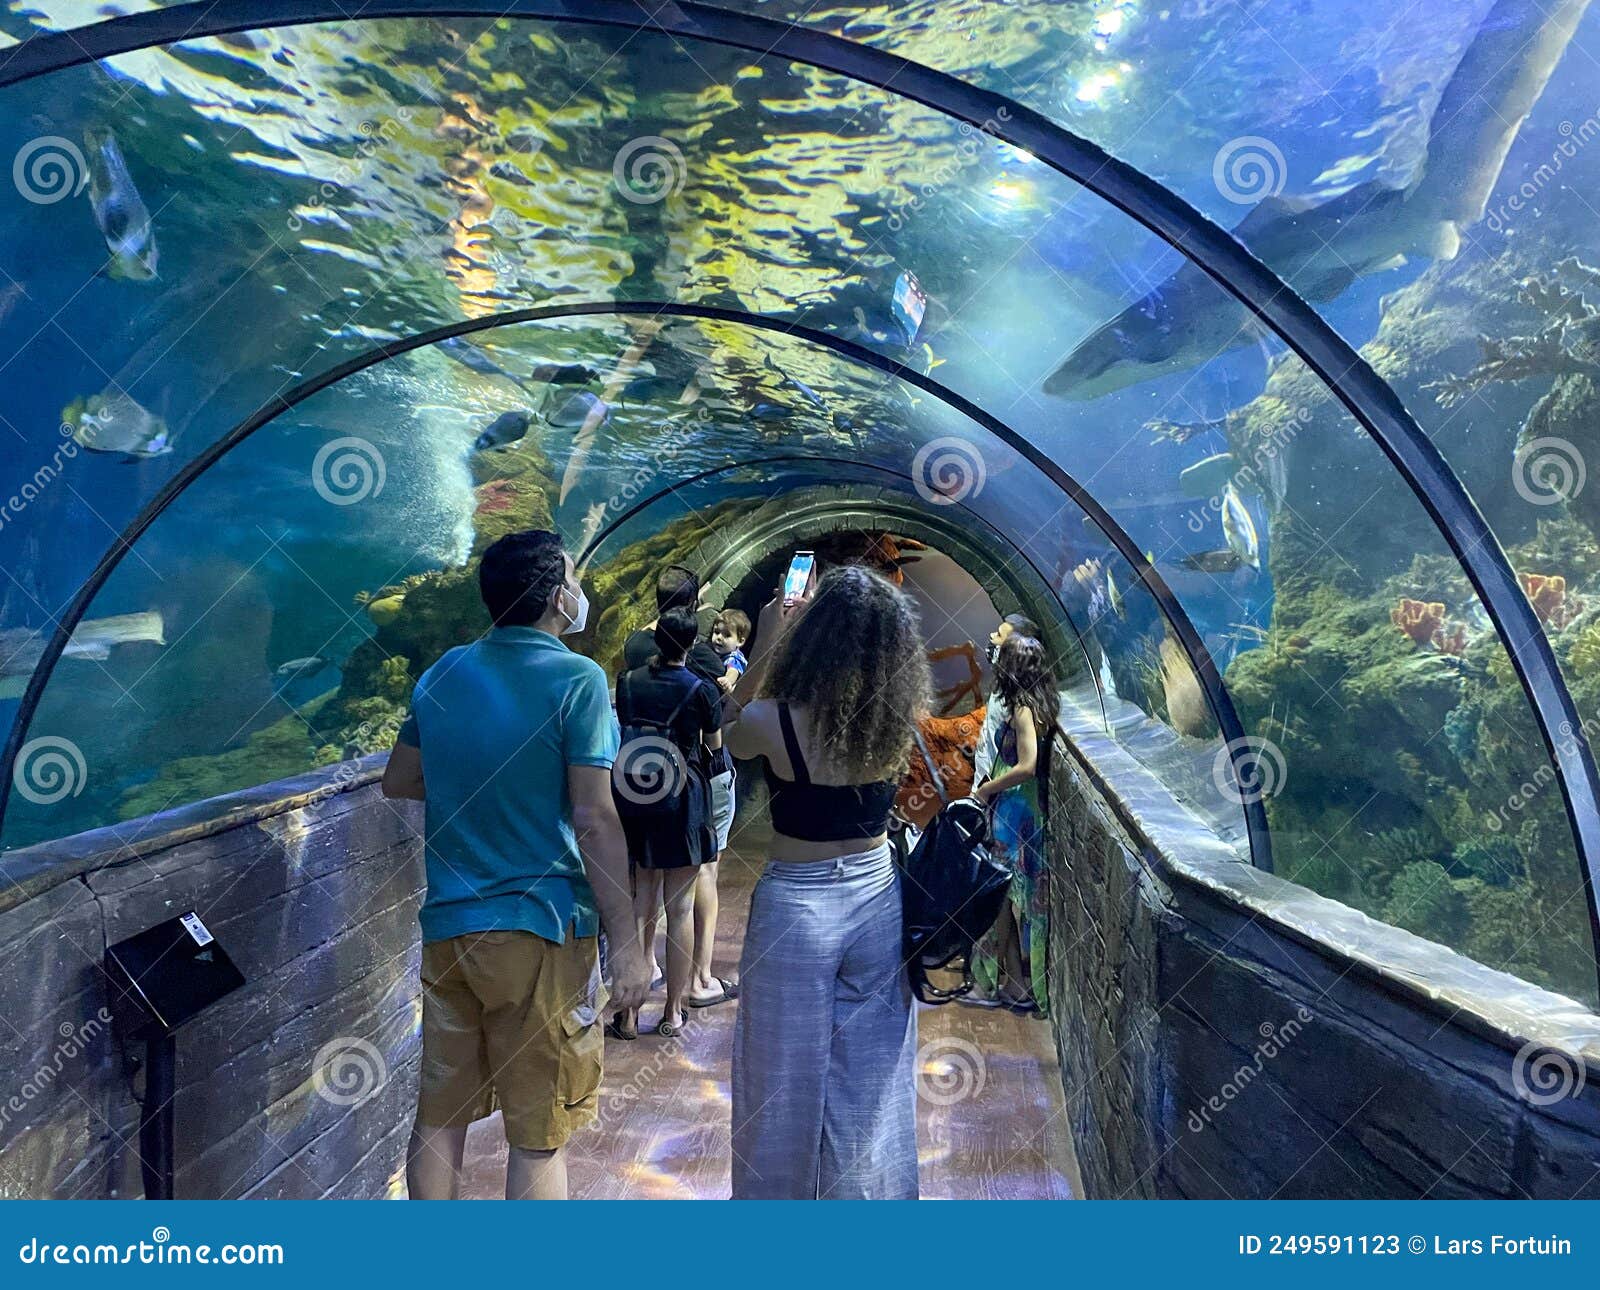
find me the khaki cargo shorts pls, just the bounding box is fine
[417,929,608,1151]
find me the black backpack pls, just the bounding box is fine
[894,727,1013,1004]
[612,670,707,821]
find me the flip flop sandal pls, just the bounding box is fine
[686,977,741,1008]
[605,1015,638,1041]
[656,1012,690,1037]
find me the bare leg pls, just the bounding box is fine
[407,1123,467,1200]
[506,1145,567,1200]
[614,870,664,1034]
[660,867,698,1028]
[689,859,722,999]
[995,903,1030,1004]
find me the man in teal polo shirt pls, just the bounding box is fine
[382,530,649,1200]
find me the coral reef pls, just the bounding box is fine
[1521,572,1582,629]
[1391,598,1445,647]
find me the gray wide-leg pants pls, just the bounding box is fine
[731,843,918,1199]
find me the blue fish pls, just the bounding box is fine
[473,409,532,452]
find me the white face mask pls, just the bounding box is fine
[557,581,589,635]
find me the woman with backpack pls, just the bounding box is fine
[725,564,931,1199]
[609,607,722,1040]
[968,633,1059,1017]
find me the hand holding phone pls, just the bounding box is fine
[782,551,815,607]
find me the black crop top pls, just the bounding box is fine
[763,703,899,842]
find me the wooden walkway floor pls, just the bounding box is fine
[459,814,1078,1200]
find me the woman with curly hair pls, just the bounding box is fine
[725,564,931,1199]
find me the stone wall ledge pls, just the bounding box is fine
[1055,704,1600,1077]
[0,754,389,915]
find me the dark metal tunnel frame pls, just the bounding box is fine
[571,451,1111,714]
[0,301,1271,874]
[7,5,1598,978]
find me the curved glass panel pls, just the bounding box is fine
[0,14,1593,1005]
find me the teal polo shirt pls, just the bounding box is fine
[397,626,620,945]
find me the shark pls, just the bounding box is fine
[1045,0,1594,400]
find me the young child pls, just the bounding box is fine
[709,607,751,693]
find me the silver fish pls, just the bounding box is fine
[543,389,608,429]
[0,611,165,698]
[64,389,172,459]
[273,655,334,682]
[1220,483,1260,570]
[85,129,158,281]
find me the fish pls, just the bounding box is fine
[0,611,165,697]
[1147,416,1223,445]
[1107,566,1126,619]
[528,361,598,386]
[620,373,688,403]
[543,389,608,429]
[1044,0,1593,399]
[750,401,795,424]
[273,655,335,683]
[64,389,172,459]
[472,409,532,452]
[84,129,158,282]
[1220,483,1261,570]
[1179,549,1246,574]
[1178,452,1236,499]
[762,354,827,412]
[438,335,518,382]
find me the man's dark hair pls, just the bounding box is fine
[655,564,699,613]
[1003,612,1039,637]
[479,530,565,627]
[651,607,700,667]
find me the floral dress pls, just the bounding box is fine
[970,716,1050,1016]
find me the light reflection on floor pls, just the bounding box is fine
[457,815,1076,1200]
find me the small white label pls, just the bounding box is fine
[180,912,214,947]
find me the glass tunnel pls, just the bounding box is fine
[3,0,1600,1020]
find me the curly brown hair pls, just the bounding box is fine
[762,565,931,781]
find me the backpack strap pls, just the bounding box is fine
[909,722,948,809]
[776,702,810,784]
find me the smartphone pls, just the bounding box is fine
[782,551,815,606]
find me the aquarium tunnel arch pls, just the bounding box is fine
[4,0,1600,1009]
